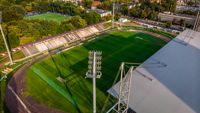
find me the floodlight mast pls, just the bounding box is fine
[112,0,115,28]
[0,11,13,65]
[106,63,134,113]
[92,52,97,113]
[86,51,102,113]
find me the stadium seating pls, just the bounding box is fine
[21,45,40,56]
[21,23,106,57]
[35,43,48,52]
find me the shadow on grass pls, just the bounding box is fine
[33,31,167,112]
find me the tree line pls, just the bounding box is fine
[0,0,102,52]
[124,0,176,20]
[97,0,177,21]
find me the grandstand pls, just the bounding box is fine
[21,23,106,57]
[109,29,200,113]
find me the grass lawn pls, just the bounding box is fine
[24,31,166,113]
[24,13,70,23]
[122,26,176,39]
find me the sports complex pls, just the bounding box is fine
[1,0,200,112]
[3,21,177,113]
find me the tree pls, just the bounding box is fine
[82,0,92,9]
[68,16,87,28]
[161,0,176,12]
[114,12,121,20]
[38,20,59,36]
[187,1,194,6]
[16,0,35,3]
[165,21,172,28]
[15,19,60,44]
[180,19,186,28]
[48,1,83,16]
[81,11,101,25]
[1,5,26,22]
[34,1,50,13]
[118,0,131,4]
[0,0,15,4]
[2,24,20,49]
[102,14,112,21]
[172,18,177,25]
[120,4,128,15]
[7,31,20,48]
[0,35,5,52]
[129,7,141,18]
[97,0,112,10]
[141,9,149,19]
[60,21,75,33]
[148,11,158,20]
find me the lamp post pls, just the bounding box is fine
[0,11,13,65]
[112,0,115,28]
[86,51,102,113]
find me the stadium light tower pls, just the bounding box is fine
[86,51,102,113]
[106,63,134,113]
[0,11,13,65]
[112,0,115,28]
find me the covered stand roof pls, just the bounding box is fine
[108,29,200,113]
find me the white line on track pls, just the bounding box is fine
[8,85,31,113]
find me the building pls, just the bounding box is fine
[55,0,82,3]
[158,13,196,25]
[177,0,199,6]
[133,0,161,3]
[91,1,101,9]
[90,9,111,17]
[109,29,200,113]
[176,5,200,12]
[118,18,129,23]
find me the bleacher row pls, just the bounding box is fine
[21,23,105,57]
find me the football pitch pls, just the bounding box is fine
[24,31,167,112]
[25,13,70,23]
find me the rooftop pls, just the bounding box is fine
[109,29,200,113]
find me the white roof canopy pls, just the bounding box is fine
[108,29,200,113]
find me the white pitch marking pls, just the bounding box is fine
[8,85,31,113]
[135,37,143,40]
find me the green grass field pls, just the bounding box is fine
[24,31,166,113]
[25,13,70,23]
[122,26,176,39]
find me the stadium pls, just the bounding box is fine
[4,21,176,113]
[1,0,200,112]
[0,0,200,113]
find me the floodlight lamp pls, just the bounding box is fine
[88,60,93,64]
[96,71,102,78]
[96,67,101,70]
[96,51,102,55]
[89,51,93,54]
[89,56,93,59]
[88,65,92,70]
